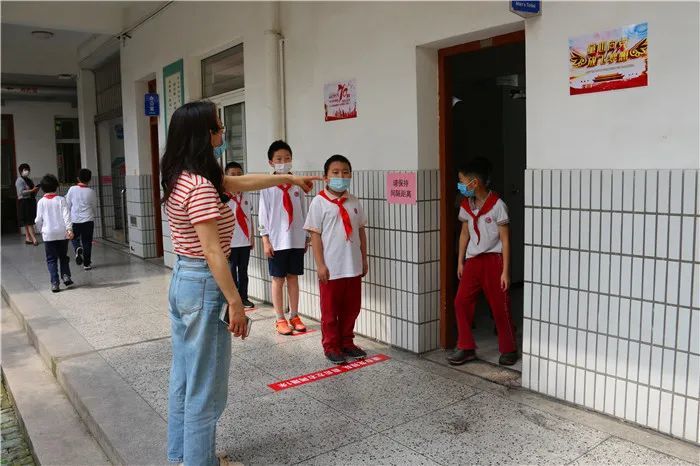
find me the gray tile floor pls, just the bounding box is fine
[2,237,696,466]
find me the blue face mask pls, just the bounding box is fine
[457,182,474,197]
[213,139,227,158]
[328,177,351,192]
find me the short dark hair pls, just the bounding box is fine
[225,161,243,172]
[78,168,92,183]
[18,163,30,173]
[458,157,491,186]
[40,174,59,193]
[267,140,292,161]
[324,154,352,176]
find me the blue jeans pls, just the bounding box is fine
[167,256,231,465]
[44,240,70,285]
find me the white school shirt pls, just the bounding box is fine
[35,195,72,242]
[226,192,254,248]
[304,189,367,280]
[65,184,97,223]
[458,196,509,259]
[258,183,308,251]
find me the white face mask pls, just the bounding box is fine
[21,170,30,177]
[273,163,293,174]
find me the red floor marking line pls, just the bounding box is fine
[268,354,390,392]
[289,328,318,337]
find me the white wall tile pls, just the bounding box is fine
[533,170,542,207]
[591,170,602,210]
[621,214,633,254]
[615,379,627,419]
[682,170,697,214]
[684,399,699,443]
[570,210,581,250]
[525,170,533,205]
[670,170,684,215]
[642,258,655,301]
[543,170,552,207]
[688,354,700,399]
[659,391,673,434]
[561,170,571,208]
[571,171,581,209]
[552,171,562,208]
[634,169,647,212]
[623,170,635,212]
[634,384,647,425]
[658,170,671,213]
[612,171,623,211]
[533,209,542,245]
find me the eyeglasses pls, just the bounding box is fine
[212,126,226,134]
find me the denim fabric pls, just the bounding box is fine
[44,240,70,285]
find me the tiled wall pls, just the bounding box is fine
[523,169,700,444]
[126,175,159,258]
[241,169,441,353]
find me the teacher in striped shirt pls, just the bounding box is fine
[160,101,319,466]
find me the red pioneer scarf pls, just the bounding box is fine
[77,183,89,188]
[460,192,499,244]
[278,184,294,230]
[319,190,352,241]
[228,193,249,239]
[44,193,58,199]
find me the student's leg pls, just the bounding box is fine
[271,277,285,318]
[71,222,83,252]
[229,248,241,291]
[453,256,483,350]
[319,278,342,354]
[44,241,59,285]
[286,274,299,315]
[238,247,251,301]
[482,254,517,354]
[82,222,94,266]
[58,240,71,280]
[339,276,362,350]
[27,225,38,244]
[269,251,287,318]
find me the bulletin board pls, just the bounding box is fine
[163,59,185,131]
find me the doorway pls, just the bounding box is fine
[148,79,164,257]
[96,116,128,245]
[1,115,18,234]
[439,31,526,369]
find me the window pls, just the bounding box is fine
[202,44,244,98]
[55,118,80,183]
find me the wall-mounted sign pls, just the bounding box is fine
[569,22,648,95]
[387,172,417,205]
[324,79,357,122]
[145,93,160,116]
[510,1,541,18]
[163,59,184,130]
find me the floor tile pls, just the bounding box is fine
[571,437,694,465]
[68,311,170,350]
[100,338,172,381]
[298,433,440,465]
[384,390,609,465]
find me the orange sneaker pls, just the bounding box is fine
[276,318,293,335]
[289,315,307,332]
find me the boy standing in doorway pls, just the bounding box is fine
[66,169,97,270]
[305,155,368,364]
[259,140,309,335]
[225,161,256,310]
[448,158,519,366]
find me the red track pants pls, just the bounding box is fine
[454,253,517,354]
[319,276,362,354]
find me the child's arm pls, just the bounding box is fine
[34,201,43,234]
[309,232,329,283]
[61,198,74,240]
[359,226,368,277]
[457,222,470,279]
[499,224,511,291]
[258,191,274,257]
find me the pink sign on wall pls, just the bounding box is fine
[387,172,417,205]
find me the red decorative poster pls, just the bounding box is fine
[324,79,357,122]
[569,23,648,95]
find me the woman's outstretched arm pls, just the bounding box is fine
[223,174,321,194]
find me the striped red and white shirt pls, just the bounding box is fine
[166,172,235,258]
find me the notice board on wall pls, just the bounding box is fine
[163,59,184,130]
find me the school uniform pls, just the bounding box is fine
[304,189,367,354]
[66,183,97,267]
[454,192,517,354]
[226,192,254,301]
[35,194,72,285]
[258,182,308,277]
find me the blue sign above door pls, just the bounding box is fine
[510,0,541,17]
[145,93,160,116]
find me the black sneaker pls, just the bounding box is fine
[83,264,92,271]
[51,283,60,293]
[342,346,367,360]
[75,247,84,266]
[446,349,477,365]
[325,352,347,365]
[63,276,74,287]
[242,299,255,309]
[499,352,519,366]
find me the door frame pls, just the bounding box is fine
[1,114,18,233]
[438,30,525,349]
[148,79,164,257]
[209,89,246,169]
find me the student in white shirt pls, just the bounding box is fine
[259,140,309,335]
[224,162,255,310]
[304,154,368,365]
[447,157,518,367]
[66,168,98,270]
[35,174,74,292]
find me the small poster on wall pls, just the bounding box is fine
[569,22,648,95]
[324,79,357,121]
[163,59,184,130]
[386,172,417,205]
